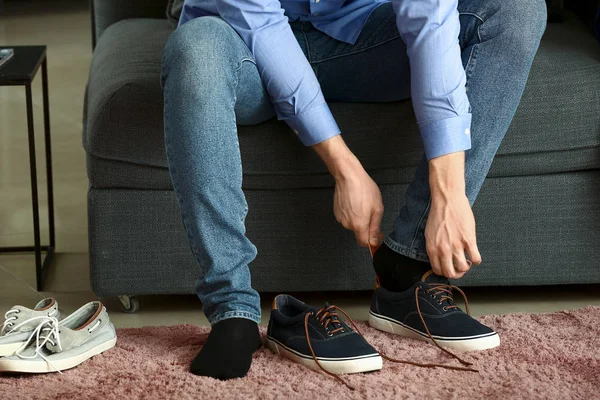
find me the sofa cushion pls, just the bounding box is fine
[85,17,600,190]
[93,0,169,45]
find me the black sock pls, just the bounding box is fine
[190,318,262,380]
[373,243,432,292]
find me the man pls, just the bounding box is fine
[161,0,546,380]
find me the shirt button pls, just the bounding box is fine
[465,128,470,136]
[315,0,320,2]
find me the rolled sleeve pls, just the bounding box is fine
[419,114,472,160]
[214,0,341,148]
[393,0,472,161]
[284,103,341,146]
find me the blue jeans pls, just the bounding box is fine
[160,0,547,324]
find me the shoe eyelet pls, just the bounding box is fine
[328,332,333,337]
[430,294,435,299]
[437,300,443,305]
[442,306,448,311]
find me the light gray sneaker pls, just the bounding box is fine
[0,301,116,373]
[0,298,60,357]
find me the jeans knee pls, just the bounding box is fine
[497,0,547,52]
[161,17,246,88]
[521,0,547,41]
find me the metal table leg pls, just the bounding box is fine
[0,62,56,291]
[24,82,50,291]
[0,51,56,291]
[40,58,55,290]
[42,58,55,253]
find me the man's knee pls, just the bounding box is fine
[162,17,245,85]
[496,0,547,52]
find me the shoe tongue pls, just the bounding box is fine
[321,302,343,332]
[421,270,450,285]
[323,302,337,318]
[15,320,62,357]
[421,271,458,309]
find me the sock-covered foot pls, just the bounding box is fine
[190,318,262,380]
[373,243,436,291]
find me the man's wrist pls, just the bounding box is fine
[312,135,361,180]
[428,151,466,199]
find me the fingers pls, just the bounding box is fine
[368,204,384,247]
[440,253,456,279]
[466,241,482,265]
[429,254,444,276]
[354,222,371,247]
[352,203,384,248]
[453,250,470,273]
[430,247,472,279]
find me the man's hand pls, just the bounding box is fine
[333,165,384,247]
[313,135,384,247]
[426,152,482,279]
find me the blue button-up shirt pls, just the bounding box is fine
[179,0,471,160]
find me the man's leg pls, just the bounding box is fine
[304,0,546,351]
[161,16,275,379]
[372,0,546,351]
[384,0,548,281]
[305,0,546,285]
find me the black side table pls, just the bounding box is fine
[0,46,55,291]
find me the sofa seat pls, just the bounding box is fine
[85,17,600,191]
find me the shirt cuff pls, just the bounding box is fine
[284,103,341,146]
[419,114,472,160]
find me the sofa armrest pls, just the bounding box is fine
[91,0,168,49]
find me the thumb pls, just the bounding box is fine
[467,242,482,265]
[369,208,383,247]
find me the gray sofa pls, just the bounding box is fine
[84,0,600,308]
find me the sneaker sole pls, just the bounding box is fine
[368,311,500,352]
[0,342,25,358]
[0,337,117,373]
[265,336,382,374]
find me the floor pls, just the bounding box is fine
[1,0,599,330]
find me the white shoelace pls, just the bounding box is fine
[2,312,57,337]
[2,307,58,336]
[15,317,63,374]
[1,309,21,334]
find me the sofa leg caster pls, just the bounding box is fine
[117,295,139,313]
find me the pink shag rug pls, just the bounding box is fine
[2,307,600,400]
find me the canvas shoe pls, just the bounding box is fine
[369,270,500,352]
[0,298,60,357]
[266,294,382,375]
[0,301,117,373]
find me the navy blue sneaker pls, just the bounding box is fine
[266,295,382,375]
[369,270,500,352]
